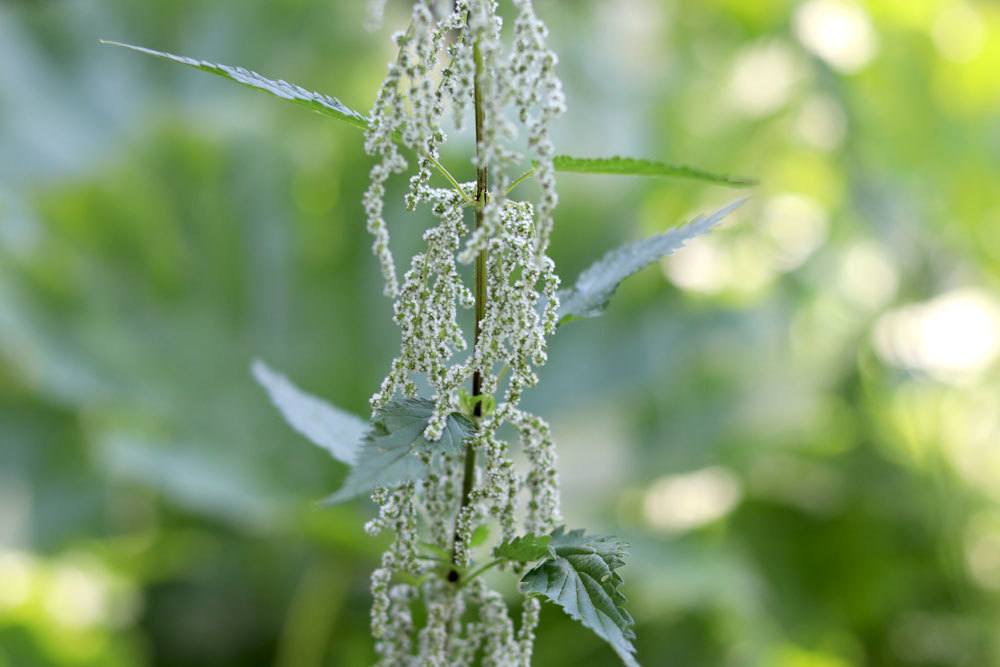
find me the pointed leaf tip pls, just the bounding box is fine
[102,41,370,130]
[557,198,747,323]
[251,359,366,465]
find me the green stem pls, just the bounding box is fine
[506,165,536,196]
[449,32,488,584]
[460,558,503,588]
[431,156,475,206]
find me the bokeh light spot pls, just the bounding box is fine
[643,467,741,533]
[794,0,879,73]
[873,288,1000,381]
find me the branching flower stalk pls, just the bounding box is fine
[362,1,565,663]
[106,1,755,661]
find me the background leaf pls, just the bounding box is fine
[558,198,747,322]
[324,399,474,504]
[553,155,756,188]
[521,528,638,667]
[252,359,367,465]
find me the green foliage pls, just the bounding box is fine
[324,398,474,504]
[495,534,552,562]
[252,360,367,465]
[557,198,746,323]
[521,528,637,667]
[470,524,491,548]
[102,41,747,195]
[552,155,756,188]
[100,41,370,130]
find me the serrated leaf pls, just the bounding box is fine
[553,155,756,188]
[520,528,638,667]
[495,534,552,562]
[324,398,474,504]
[100,41,370,131]
[251,359,367,465]
[558,198,746,323]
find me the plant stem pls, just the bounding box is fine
[506,165,536,196]
[430,155,476,206]
[449,34,487,583]
[460,558,503,588]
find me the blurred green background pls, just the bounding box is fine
[2,0,1000,665]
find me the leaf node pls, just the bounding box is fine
[324,398,475,504]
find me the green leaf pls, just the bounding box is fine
[251,360,367,465]
[470,524,491,548]
[97,430,280,529]
[553,155,756,188]
[495,534,552,563]
[324,398,474,504]
[100,41,370,131]
[558,198,747,323]
[100,41,477,203]
[520,528,638,667]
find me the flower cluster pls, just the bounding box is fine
[360,0,567,663]
[364,0,480,296]
[369,185,474,436]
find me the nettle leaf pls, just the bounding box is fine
[558,198,747,323]
[552,155,757,188]
[495,534,552,563]
[324,398,474,504]
[521,528,638,667]
[251,359,367,465]
[553,155,756,188]
[100,41,370,131]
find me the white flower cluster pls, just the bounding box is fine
[365,0,389,31]
[508,407,561,535]
[364,1,466,296]
[458,0,566,262]
[369,186,474,436]
[367,484,419,660]
[473,199,560,403]
[361,1,566,663]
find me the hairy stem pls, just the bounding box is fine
[449,34,487,583]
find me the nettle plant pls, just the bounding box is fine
[106,1,752,664]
